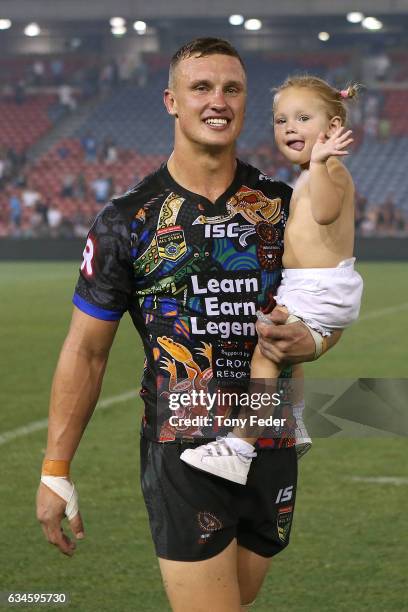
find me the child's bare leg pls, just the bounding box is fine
[179,308,288,484]
[229,307,288,443]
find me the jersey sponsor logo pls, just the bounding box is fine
[81,237,94,276]
[191,317,256,340]
[188,272,260,340]
[203,222,253,242]
[156,225,187,261]
[277,505,293,542]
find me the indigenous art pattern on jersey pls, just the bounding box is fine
[74,161,294,445]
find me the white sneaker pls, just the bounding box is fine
[180,438,257,485]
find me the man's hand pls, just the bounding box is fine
[36,482,84,557]
[256,307,316,366]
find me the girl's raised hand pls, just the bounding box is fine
[311,127,353,164]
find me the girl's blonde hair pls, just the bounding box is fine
[273,75,359,125]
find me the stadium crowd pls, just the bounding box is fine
[0,49,407,238]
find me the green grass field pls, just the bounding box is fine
[0,262,407,611]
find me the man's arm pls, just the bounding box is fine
[256,307,342,366]
[36,307,119,556]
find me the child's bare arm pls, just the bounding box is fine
[309,127,353,225]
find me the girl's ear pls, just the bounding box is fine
[327,115,342,136]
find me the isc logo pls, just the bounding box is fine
[275,486,294,504]
[204,223,240,238]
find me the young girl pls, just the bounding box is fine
[181,76,364,484]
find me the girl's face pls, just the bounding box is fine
[273,87,341,167]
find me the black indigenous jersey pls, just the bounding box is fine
[74,160,293,444]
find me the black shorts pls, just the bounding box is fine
[140,437,298,561]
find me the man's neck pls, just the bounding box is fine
[167,144,237,204]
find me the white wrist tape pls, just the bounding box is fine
[41,476,79,520]
[256,310,324,359]
[286,314,324,360]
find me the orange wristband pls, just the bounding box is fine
[41,459,70,477]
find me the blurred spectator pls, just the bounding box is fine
[72,211,90,238]
[9,192,22,230]
[32,60,45,86]
[356,194,407,237]
[394,209,406,233]
[58,84,77,112]
[14,80,26,105]
[81,63,100,98]
[22,185,41,208]
[355,192,368,232]
[362,51,391,83]
[348,99,363,128]
[0,156,5,189]
[359,209,378,236]
[29,206,45,235]
[60,174,75,198]
[100,60,119,93]
[57,145,70,160]
[75,172,87,200]
[363,115,378,139]
[373,51,391,82]
[35,198,49,226]
[47,204,62,235]
[377,194,396,232]
[134,56,148,88]
[118,56,133,82]
[91,175,110,204]
[101,138,118,164]
[364,92,380,117]
[81,132,97,162]
[50,58,64,85]
[378,118,391,141]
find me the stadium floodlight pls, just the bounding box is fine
[318,31,330,42]
[133,20,147,34]
[24,23,40,37]
[0,19,12,30]
[110,17,126,28]
[347,12,364,23]
[244,19,262,31]
[112,26,127,37]
[229,14,244,26]
[362,16,383,30]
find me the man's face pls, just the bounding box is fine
[164,54,247,150]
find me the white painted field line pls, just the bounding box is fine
[358,301,408,322]
[350,476,408,486]
[0,389,137,447]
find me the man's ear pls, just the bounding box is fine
[327,115,342,136]
[164,89,178,118]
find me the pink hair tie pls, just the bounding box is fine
[340,89,349,99]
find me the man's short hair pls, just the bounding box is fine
[168,37,246,87]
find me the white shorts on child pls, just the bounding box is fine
[275,257,363,336]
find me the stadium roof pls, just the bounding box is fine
[1,0,408,20]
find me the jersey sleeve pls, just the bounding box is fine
[73,202,133,321]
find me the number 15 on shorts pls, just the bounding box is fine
[276,486,294,504]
